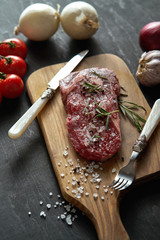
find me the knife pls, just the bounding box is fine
[8,49,89,139]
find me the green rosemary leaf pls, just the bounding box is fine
[105,115,110,131]
[83,81,103,93]
[121,100,146,112]
[120,86,127,92]
[118,95,146,132]
[92,134,102,138]
[119,93,128,97]
[118,103,126,116]
[92,71,108,80]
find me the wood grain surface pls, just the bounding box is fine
[26,54,160,240]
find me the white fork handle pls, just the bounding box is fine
[140,98,160,141]
[8,96,49,139]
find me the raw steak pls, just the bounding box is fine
[59,68,121,161]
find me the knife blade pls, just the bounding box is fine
[8,49,89,139]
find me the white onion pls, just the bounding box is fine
[60,1,99,40]
[14,3,60,41]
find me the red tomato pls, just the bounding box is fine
[0,55,27,77]
[0,38,27,59]
[0,73,24,99]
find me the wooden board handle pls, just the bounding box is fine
[95,199,129,240]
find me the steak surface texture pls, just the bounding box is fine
[59,68,121,161]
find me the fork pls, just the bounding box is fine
[109,98,160,191]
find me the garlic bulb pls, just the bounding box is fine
[136,50,160,86]
[14,3,60,41]
[60,1,99,40]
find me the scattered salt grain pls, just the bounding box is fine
[49,192,53,197]
[112,168,116,173]
[39,201,43,205]
[28,211,31,216]
[46,204,51,209]
[93,193,98,199]
[104,188,108,193]
[40,211,46,218]
[63,150,68,158]
[66,214,72,225]
[61,214,66,220]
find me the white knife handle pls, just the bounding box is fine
[133,99,160,153]
[8,97,49,139]
[8,88,55,139]
[140,98,160,141]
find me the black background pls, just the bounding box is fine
[0,0,160,239]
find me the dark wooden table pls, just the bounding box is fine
[0,0,160,239]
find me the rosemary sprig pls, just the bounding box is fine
[92,134,102,139]
[92,71,108,80]
[95,102,119,131]
[83,81,103,93]
[118,93,146,132]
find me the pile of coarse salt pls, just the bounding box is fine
[58,147,117,200]
[28,146,118,226]
[28,193,79,226]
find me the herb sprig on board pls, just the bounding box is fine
[118,89,146,132]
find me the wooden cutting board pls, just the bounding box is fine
[26,54,160,240]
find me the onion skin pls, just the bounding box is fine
[139,22,160,52]
[60,1,99,40]
[136,50,160,87]
[14,3,60,41]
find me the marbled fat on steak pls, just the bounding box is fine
[59,68,121,161]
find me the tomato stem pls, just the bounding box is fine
[0,72,7,79]
[0,41,15,49]
[0,55,12,64]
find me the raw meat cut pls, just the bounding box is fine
[59,68,121,161]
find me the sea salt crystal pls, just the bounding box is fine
[94,164,99,169]
[66,214,72,225]
[72,181,77,186]
[104,188,108,193]
[28,211,31,216]
[93,193,98,199]
[63,150,68,157]
[49,192,53,197]
[61,214,66,220]
[96,178,102,183]
[46,204,51,209]
[112,168,116,173]
[40,211,46,218]
[65,205,71,212]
